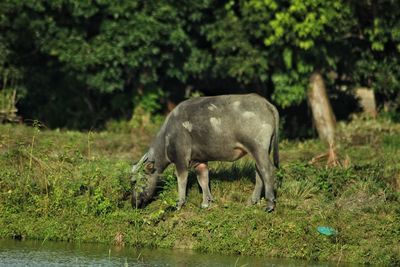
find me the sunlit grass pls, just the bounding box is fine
[0,117,399,265]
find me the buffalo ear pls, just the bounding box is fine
[144,161,155,173]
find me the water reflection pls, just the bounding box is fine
[0,239,353,266]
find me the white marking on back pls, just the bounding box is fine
[182,121,193,132]
[210,117,222,133]
[232,101,241,110]
[243,111,256,119]
[208,104,218,111]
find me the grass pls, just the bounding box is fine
[0,117,399,265]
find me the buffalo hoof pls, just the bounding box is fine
[265,201,275,213]
[201,200,213,209]
[175,200,186,211]
[201,197,213,209]
[201,203,210,209]
[246,197,260,206]
[265,206,275,213]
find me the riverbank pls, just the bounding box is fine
[0,118,399,265]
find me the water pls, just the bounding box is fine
[0,239,349,266]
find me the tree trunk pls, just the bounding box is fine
[308,72,338,166]
[355,87,377,118]
[308,72,336,145]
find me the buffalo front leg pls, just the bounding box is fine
[195,163,213,208]
[175,165,189,210]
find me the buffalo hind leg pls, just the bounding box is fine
[252,151,276,212]
[195,163,213,208]
[248,168,263,205]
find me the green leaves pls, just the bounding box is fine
[283,48,293,69]
[1,0,400,128]
[261,0,349,50]
[272,72,307,108]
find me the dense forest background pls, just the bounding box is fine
[1,0,399,133]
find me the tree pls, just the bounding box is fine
[308,72,339,166]
[203,0,353,105]
[0,0,399,129]
[0,0,213,128]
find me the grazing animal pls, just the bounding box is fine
[131,94,279,212]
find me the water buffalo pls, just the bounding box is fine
[131,94,279,212]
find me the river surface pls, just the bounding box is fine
[0,239,353,266]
